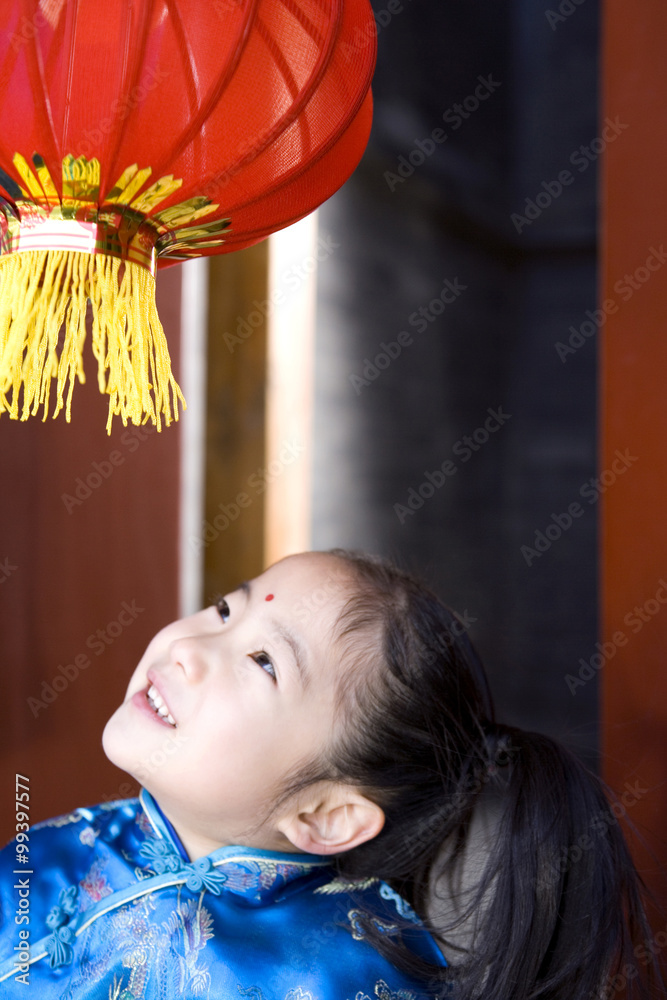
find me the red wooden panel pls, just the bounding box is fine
[601,0,667,917]
[0,268,182,846]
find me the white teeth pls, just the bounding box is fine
[147,684,177,726]
[147,684,163,707]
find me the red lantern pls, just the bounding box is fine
[0,0,376,430]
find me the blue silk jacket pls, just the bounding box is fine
[0,791,446,998]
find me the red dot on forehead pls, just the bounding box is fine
[265,594,275,601]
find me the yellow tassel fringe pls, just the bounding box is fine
[0,250,185,433]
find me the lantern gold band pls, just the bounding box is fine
[0,154,226,430]
[0,217,158,276]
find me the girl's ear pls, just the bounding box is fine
[276,785,385,855]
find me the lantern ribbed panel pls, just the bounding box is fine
[0,0,376,257]
[0,0,375,427]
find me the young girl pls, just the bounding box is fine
[0,548,661,999]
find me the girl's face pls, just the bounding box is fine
[102,551,353,858]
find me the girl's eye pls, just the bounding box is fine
[251,652,276,682]
[215,598,230,623]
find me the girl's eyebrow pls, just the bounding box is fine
[271,622,310,690]
[238,578,310,689]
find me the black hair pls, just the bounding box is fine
[282,548,663,1000]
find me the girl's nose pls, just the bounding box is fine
[168,635,209,682]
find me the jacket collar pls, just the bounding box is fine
[139,788,332,905]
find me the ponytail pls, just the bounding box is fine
[304,549,663,1000]
[429,726,662,1000]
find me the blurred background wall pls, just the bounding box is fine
[312,0,599,762]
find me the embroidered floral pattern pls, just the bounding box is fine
[375,982,416,1000]
[164,894,215,994]
[259,862,304,890]
[351,981,416,1000]
[113,897,160,997]
[348,910,398,942]
[0,794,443,995]
[378,884,421,924]
[237,988,316,1000]
[136,810,153,837]
[315,876,378,895]
[99,799,131,811]
[31,811,82,830]
[100,892,215,998]
[79,859,113,905]
[220,859,308,901]
[79,825,98,848]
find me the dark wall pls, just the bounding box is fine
[312,0,600,762]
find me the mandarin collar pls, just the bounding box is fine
[138,788,332,905]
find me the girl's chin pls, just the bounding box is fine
[101,708,133,766]
[101,716,119,763]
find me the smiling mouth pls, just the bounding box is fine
[146,684,177,727]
